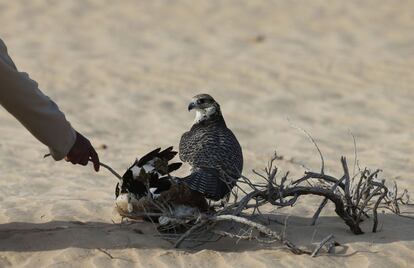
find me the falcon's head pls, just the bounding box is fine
[188,94,221,124]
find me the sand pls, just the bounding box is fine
[0,0,413,267]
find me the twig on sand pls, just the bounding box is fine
[97,248,134,263]
[287,118,325,174]
[311,234,334,257]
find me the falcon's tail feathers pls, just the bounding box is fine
[182,168,235,201]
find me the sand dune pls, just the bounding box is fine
[0,0,413,267]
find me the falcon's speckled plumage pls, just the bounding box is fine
[179,94,243,200]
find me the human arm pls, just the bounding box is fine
[0,39,99,171]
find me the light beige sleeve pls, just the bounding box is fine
[0,39,76,160]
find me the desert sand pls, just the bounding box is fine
[1,0,413,267]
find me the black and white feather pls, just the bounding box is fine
[115,147,182,200]
[179,94,243,201]
[114,146,210,218]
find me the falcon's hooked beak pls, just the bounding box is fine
[188,102,196,111]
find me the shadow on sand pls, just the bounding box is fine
[0,213,413,253]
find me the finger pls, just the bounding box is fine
[67,154,82,165]
[89,147,100,172]
[79,153,89,166]
[65,155,79,164]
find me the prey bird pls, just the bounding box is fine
[114,147,209,219]
[115,147,182,200]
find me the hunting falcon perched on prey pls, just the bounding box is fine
[179,94,243,201]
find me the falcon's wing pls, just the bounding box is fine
[181,167,233,201]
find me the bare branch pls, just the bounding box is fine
[287,119,325,174]
[311,234,334,257]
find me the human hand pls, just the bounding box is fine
[65,131,100,171]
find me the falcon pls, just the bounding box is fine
[179,94,243,200]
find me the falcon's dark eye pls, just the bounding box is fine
[198,99,205,104]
